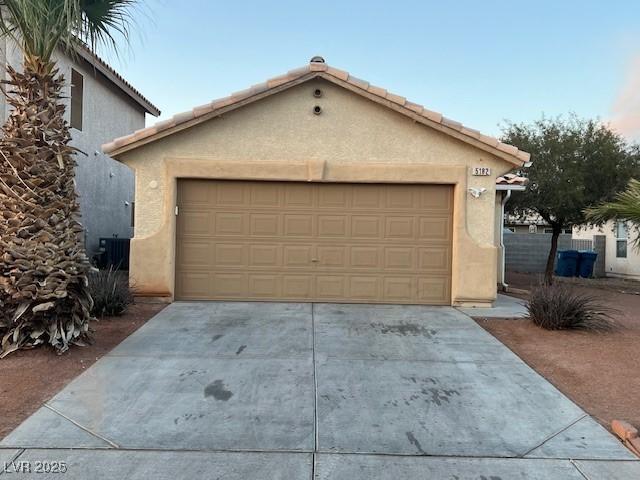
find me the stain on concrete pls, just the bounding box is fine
[370,322,437,338]
[406,431,426,454]
[236,345,246,355]
[211,334,223,343]
[479,476,503,480]
[423,387,461,406]
[204,380,233,401]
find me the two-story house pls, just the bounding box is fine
[0,39,160,259]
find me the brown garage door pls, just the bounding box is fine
[176,180,453,304]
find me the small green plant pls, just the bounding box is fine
[526,283,615,331]
[89,267,134,317]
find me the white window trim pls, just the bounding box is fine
[615,220,628,258]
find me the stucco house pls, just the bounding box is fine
[0,40,160,257]
[103,57,530,307]
[573,221,640,280]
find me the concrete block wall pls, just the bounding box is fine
[504,234,572,273]
[505,233,607,277]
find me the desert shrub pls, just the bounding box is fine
[526,283,615,331]
[89,267,134,317]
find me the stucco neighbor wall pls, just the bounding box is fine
[1,40,146,256]
[118,78,518,306]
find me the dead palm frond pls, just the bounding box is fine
[0,1,139,356]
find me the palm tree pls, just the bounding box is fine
[585,178,640,245]
[0,1,138,356]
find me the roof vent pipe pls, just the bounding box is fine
[310,56,325,63]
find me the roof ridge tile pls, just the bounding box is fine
[103,61,530,165]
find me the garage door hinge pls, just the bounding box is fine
[175,205,179,216]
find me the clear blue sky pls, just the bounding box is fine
[104,0,640,140]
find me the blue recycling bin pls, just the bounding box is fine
[577,251,598,278]
[555,250,579,277]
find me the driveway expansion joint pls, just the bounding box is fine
[43,404,120,449]
[519,414,588,458]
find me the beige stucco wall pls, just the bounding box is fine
[118,78,517,306]
[574,222,640,280]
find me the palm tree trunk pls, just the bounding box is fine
[0,56,93,356]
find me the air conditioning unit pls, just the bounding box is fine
[97,238,130,270]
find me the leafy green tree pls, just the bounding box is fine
[0,1,139,356]
[586,178,640,245]
[501,115,639,284]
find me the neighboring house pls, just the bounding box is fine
[0,39,160,258]
[505,212,572,234]
[103,57,530,307]
[573,221,640,280]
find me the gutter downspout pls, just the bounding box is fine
[500,190,512,291]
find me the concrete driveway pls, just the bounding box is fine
[1,302,638,479]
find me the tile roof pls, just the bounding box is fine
[496,173,528,190]
[75,44,160,117]
[496,173,528,187]
[103,59,530,165]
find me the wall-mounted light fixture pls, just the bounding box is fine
[468,187,487,198]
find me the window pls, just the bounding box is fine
[70,69,83,130]
[130,202,135,228]
[616,221,628,258]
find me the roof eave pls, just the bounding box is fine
[496,184,527,191]
[104,64,529,166]
[74,47,161,117]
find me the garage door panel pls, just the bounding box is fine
[351,216,381,238]
[350,246,380,268]
[176,180,452,304]
[318,185,349,207]
[384,247,415,270]
[284,215,314,237]
[385,188,415,209]
[176,272,210,299]
[214,243,246,266]
[216,182,246,205]
[418,217,451,240]
[212,273,247,297]
[317,246,346,266]
[249,275,281,297]
[317,215,348,237]
[317,276,346,298]
[383,277,415,300]
[283,275,313,298]
[418,277,450,304]
[352,187,381,209]
[418,247,450,271]
[250,213,281,236]
[284,245,313,267]
[385,217,415,239]
[349,276,380,299]
[178,210,211,236]
[285,184,315,206]
[178,240,212,267]
[214,212,245,235]
[249,245,281,266]
[419,185,452,211]
[249,183,281,206]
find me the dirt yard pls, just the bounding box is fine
[477,272,640,431]
[0,302,165,439]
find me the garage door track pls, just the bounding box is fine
[1,302,638,479]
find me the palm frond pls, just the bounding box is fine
[586,178,640,245]
[0,0,138,62]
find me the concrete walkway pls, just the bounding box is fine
[1,302,637,479]
[457,293,528,318]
